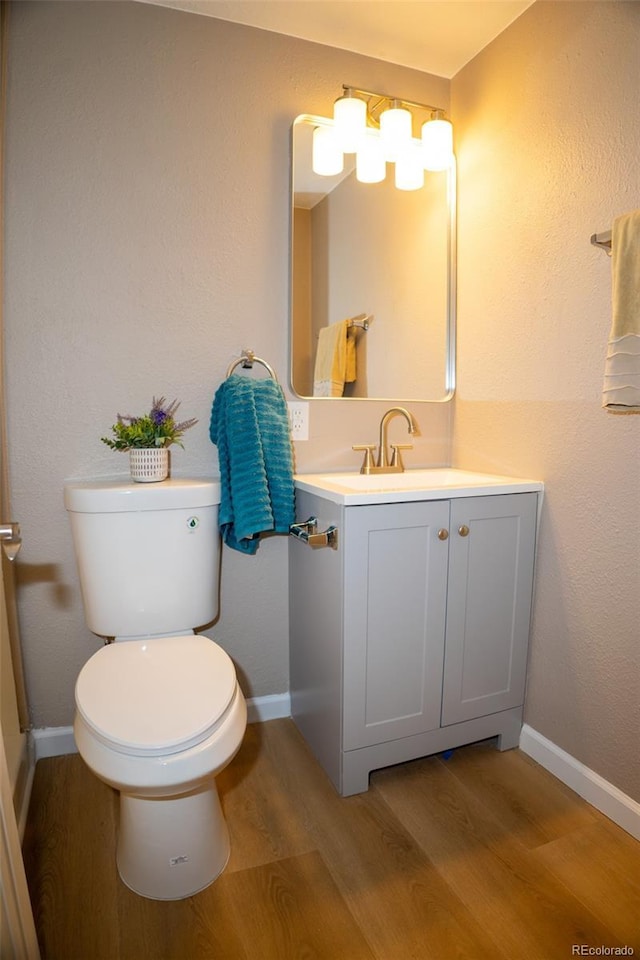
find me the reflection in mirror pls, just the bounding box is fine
[290,115,456,402]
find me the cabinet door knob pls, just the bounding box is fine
[458,525,470,537]
[437,528,449,541]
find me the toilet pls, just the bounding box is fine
[63,477,247,901]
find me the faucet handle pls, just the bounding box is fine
[352,444,377,474]
[390,443,413,470]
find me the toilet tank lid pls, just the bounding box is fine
[64,477,221,513]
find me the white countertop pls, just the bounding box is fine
[294,468,544,506]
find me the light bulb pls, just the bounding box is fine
[312,125,343,177]
[333,93,367,153]
[395,140,424,191]
[379,100,412,161]
[356,130,386,184]
[422,115,453,171]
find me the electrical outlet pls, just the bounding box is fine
[287,401,309,441]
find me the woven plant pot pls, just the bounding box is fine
[129,447,169,483]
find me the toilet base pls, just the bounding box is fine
[117,782,230,900]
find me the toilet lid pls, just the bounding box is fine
[75,635,237,757]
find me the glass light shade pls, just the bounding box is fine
[312,125,344,177]
[333,94,367,153]
[395,140,424,191]
[379,102,412,161]
[356,131,386,184]
[421,116,454,171]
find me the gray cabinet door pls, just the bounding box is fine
[441,493,537,726]
[343,500,450,750]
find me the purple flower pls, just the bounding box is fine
[150,395,180,424]
[102,395,197,451]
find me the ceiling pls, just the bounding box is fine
[139,0,534,79]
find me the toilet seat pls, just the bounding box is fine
[75,635,237,758]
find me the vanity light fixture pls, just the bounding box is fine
[356,129,386,184]
[379,99,412,162]
[310,85,454,190]
[422,110,454,172]
[312,124,344,177]
[395,140,425,191]
[333,89,367,153]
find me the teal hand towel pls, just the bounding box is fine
[210,376,295,554]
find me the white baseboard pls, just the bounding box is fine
[519,724,640,841]
[33,726,76,761]
[31,693,292,762]
[246,692,291,724]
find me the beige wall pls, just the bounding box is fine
[4,1,451,728]
[453,2,640,800]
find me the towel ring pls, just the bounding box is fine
[226,349,279,382]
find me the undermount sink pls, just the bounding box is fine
[294,468,543,505]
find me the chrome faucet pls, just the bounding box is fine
[353,407,417,474]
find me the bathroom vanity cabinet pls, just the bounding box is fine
[290,476,541,796]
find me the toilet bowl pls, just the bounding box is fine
[64,478,247,900]
[74,633,246,899]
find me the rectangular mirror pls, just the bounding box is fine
[290,115,456,402]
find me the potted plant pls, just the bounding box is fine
[101,396,198,482]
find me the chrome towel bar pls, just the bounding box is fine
[289,517,339,550]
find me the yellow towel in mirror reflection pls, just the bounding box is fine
[313,319,356,397]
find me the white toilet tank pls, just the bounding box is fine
[64,478,221,639]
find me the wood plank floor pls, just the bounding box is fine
[23,719,640,960]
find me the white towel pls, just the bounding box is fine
[602,209,640,413]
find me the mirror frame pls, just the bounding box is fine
[289,114,457,402]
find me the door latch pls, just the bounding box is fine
[0,522,22,562]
